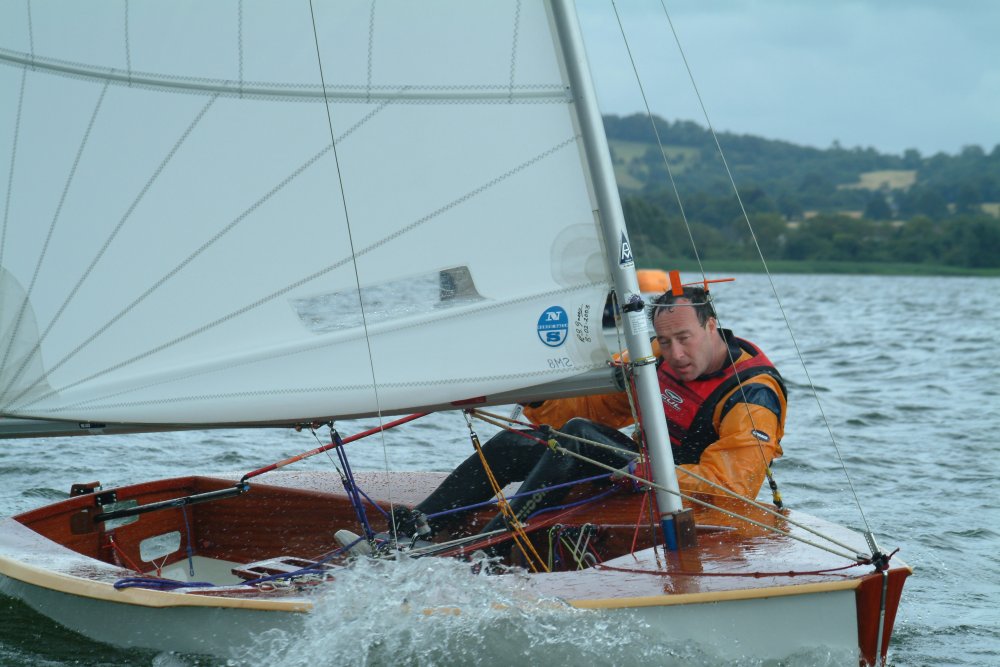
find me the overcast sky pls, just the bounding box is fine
[576,1,999,156]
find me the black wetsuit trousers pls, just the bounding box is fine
[413,417,638,535]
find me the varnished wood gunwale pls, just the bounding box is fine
[7,470,909,620]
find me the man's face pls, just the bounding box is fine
[653,299,721,382]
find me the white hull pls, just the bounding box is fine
[0,471,908,662]
[0,572,307,656]
[598,583,859,662]
[0,565,861,662]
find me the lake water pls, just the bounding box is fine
[1,273,997,666]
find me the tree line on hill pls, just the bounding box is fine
[605,114,1000,269]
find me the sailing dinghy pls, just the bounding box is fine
[0,1,908,663]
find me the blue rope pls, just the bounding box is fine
[355,486,389,519]
[114,441,622,591]
[332,429,376,539]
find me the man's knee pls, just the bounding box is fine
[482,428,531,450]
[557,418,597,453]
[560,417,594,435]
[558,418,635,459]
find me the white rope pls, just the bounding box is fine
[469,409,867,563]
[559,445,863,564]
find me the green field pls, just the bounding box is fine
[609,140,700,191]
[838,169,918,191]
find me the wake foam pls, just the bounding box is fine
[224,555,702,666]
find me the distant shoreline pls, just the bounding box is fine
[640,258,1000,277]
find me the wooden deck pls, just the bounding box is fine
[2,469,910,663]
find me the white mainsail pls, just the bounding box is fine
[0,2,617,425]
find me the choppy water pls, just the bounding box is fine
[1,274,998,666]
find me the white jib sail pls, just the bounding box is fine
[0,2,615,425]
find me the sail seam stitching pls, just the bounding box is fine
[0,67,27,285]
[366,0,376,102]
[508,0,521,101]
[4,95,399,412]
[0,48,570,103]
[0,96,221,407]
[10,135,580,412]
[0,81,110,402]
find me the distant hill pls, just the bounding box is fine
[603,114,1000,271]
[604,113,999,213]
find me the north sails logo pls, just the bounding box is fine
[537,306,569,347]
[751,429,771,443]
[661,388,683,411]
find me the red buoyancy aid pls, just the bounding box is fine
[657,334,786,465]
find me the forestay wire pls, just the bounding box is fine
[611,0,877,536]
[306,1,400,524]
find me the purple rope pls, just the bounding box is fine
[526,486,620,520]
[114,577,215,590]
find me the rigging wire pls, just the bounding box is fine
[306,0,400,535]
[0,64,27,283]
[651,0,876,535]
[470,409,869,563]
[556,441,862,563]
[609,1,783,509]
[608,0,706,281]
[612,0,873,535]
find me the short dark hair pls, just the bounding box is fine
[649,286,717,326]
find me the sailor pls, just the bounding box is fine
[387,286,787,541]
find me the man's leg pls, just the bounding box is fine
[479,418,637,534]
[393,428,547,535]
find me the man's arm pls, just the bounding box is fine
[675,375,786,499]
[522,391,635,430]
[523,343,655,429]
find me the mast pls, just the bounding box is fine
[549,0,693,549]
